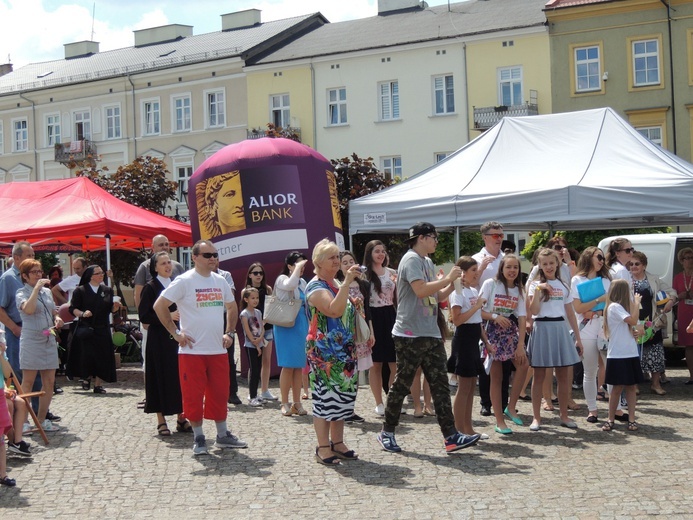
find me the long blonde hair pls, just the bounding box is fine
[603,279,631,339]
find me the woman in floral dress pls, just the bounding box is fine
[306,239,360,465]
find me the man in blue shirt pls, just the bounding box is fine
[0,241,34,376]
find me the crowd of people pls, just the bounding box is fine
[3,224,693,484]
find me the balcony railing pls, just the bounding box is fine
[246,126,301,141]
[54,140,98,165]
[473,103,539,131]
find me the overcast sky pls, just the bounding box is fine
[1,0,451,69]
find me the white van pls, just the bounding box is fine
[598,233,693,357]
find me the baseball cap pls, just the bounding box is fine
[408,222,437,242]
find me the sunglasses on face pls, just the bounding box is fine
[200,252,219,259]
[250,271,264,276]
[594,254,605,262]
[484,233,504,240]
[552,245,566,251]
[620,248,635,254]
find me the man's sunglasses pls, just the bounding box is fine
[200,252,219,258]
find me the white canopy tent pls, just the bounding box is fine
[349,108,693,241]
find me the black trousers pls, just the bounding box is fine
[478,359,513,411]
[227,340,238,397]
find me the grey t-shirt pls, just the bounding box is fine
[134,258,186,286]
[392,249,440,339]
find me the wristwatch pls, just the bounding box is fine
[175,329,181,336]
[491,313,499,321]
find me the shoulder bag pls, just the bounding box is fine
[263,295,301,327]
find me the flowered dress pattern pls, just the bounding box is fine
[306,279,358,420]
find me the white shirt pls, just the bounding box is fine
[479,279,526,318]
[571,275,611,339]
[472,248,504,289]
[529,279,572,318]
[161,270,234,356]
[606,302,638,359]
[449,286,482,324]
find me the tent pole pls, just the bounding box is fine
[105,234,112,288]
[454,227,460,259]
[349,233,353,252]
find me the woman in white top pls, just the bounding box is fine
[273,251,309,417]
[480,254,528,435]
[571,247,611,423]
[606,238,634,286]
[527,248,583,431]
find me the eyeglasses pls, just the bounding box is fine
[29,269,43,275]
[424,234,439,242]
[199,252,219,259]
[250,271,264,276]
[594,254,605,262]
[484,233,504,240]
[620,248,635,254]
[552,245,566,251]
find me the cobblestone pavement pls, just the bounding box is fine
[2,359,692,519]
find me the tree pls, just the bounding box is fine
[75,156,179,301]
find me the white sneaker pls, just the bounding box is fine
[41,419,60,432]
[449,375,458,387]
[22,422,34,436]
[260,390,278,401]
[374,403,385,416]
[248,397,264,407]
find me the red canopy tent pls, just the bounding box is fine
[0,177,192,259]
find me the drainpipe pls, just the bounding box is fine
[310,61,317,149]
[18,92,39,180]
[127,74,138,158]
[660,0,676,153]
[462,42,470,143]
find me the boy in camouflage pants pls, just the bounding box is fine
[377,222,481,454]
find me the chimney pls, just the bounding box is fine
[221,9,261,31]
[0,63,13,77]
[64,41,99,59]
[378,0,424,15]
[134,24,193,47]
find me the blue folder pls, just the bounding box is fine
[576,277,606,311]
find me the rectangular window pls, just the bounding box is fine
[435,152,451,163]
[327,88,347,125]
[74,110,91,140]
[13,119,28,152]
[381,156,402,181]
[633,39,660,86]
[143,100,160,136]
[498,66,523,106]
[173,95,191,132]
[206,90,225,128]
[433,75,454,114]
[270,94,290,128]
[636,126,662,146]
[379,81,399,120]
[46,114,61,146]
[177,165,193,204]
[575,46,601,92]
[105,105,121,139]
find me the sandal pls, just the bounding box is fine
[330,441,358,460]
[176,419,193,433]
[541,399,554,411]
[423,407,435,416]
[157,423,171,436]
[567,402,582,411]
[651,386,666,396]
[291,403,308,416]
[602,420,615,432]
[627,421,639,431]
[0,475,16,487]
[586,414,598,423]
[302,392,310,400]
[596,391,608,401]
[281,403,294,417]
[315,445,341,466]
[81,379,91,391]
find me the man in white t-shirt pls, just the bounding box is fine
[472,221,507,417]
[154,240,246,456]
[51,257,87,305]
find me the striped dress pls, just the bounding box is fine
[305,279,358,421]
